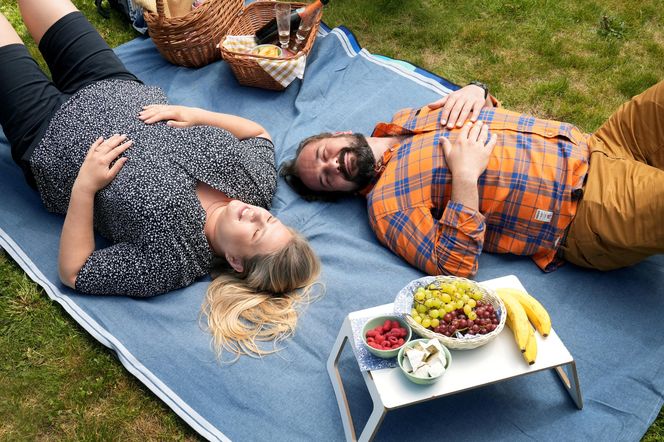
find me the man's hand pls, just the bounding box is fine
[75,135,131,195]
[139,104,202,127]
[441,121,497,182]
[428,84,487,129]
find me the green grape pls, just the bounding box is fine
[411,308,418,316]
[444,303,455,312]
[416,304,427,314]
[441,293,452,303]
[415,292,425,302]
[431,318,440,328]
[462,294,470,303]
[468,311,477,321]
[421,318,432,328]
[432,299,442,308]
[463,304,473,315]
[424,299,434,308]
[471,291,483,300]
[455,300,464,309]
[467,298,477,308]
[429,309,440,319]
[414,315,423,324]
[424,290,433,299]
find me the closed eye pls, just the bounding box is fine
[320,172,330,190]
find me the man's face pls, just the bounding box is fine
[294,134,376,193]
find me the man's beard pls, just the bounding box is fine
[337,134,376,189]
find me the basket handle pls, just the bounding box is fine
[156,0,166,20]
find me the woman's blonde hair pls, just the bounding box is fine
[201,227,321,361]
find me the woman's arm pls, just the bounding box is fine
[59,184,96,288]
[58,135,132,288]
[139,105,272,141]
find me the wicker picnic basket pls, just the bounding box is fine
[219,1,322,90]
[397,275,507,350]
[144,0,242,68]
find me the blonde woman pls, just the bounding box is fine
[0,0,320,358]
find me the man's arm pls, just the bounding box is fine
[441,121,496,211]
[427,83,496,129]
[370,203,486,277]
[369,121,497,277]
[139,104,271,141]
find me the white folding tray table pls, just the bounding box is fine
[326,275,583,442]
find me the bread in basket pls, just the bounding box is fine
[219,1,322,90]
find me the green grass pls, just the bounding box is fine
[0,0,663,439]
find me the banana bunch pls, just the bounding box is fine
[495,287,551,366]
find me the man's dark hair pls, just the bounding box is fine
[279,132,356,202]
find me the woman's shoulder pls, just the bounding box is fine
[173,129,277,208]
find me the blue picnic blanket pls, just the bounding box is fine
[1,23,662,442]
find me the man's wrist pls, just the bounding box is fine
[468,81,489,99]
[452,171,480,184]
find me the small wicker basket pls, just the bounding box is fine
[396,275,506,350]
[144,0,242,68]
[219,1,322,90]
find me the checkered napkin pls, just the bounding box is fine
[221,35,306,88]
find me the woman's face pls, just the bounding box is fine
[213,200,292,270]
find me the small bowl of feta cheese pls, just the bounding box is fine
[397,338,452,385]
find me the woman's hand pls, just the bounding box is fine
[428,84,488,129]
[74,135,132,195]
[138,104,202,127]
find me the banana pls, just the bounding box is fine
[496,289,530,352]
[499,287,551,337]
[523,324,537,365]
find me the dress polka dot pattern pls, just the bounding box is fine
[30,80,276,297]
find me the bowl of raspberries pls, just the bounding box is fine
[362,315,412,358]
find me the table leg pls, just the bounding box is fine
[358,374,387,442]
[554,361,583,409]
[326,317,389,442]
[327,317,359,442]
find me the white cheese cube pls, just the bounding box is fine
[402,355,414,373]
[427,339,444,353]
[427,358,446,377]
[405,348,426,371]
[413,366,431,378]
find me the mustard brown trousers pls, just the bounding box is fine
[562,81,664,270]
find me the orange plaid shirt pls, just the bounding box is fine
[365,105,590,277]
